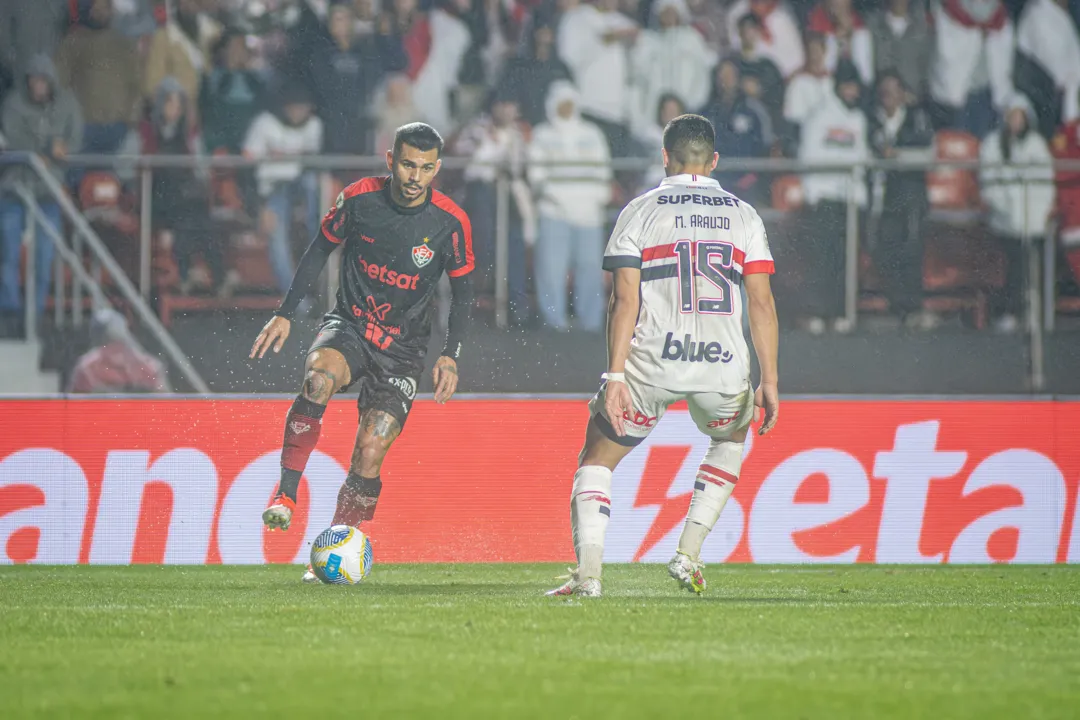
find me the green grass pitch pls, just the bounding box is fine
[2,564,1079,718]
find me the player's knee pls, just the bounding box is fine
[704,437,744,473]
[300,366,338,404]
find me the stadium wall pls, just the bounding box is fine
[1,397,1078,565]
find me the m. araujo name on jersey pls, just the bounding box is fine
[602,174,775,394]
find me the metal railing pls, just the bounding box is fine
[0,153,209,393]
[46,152,1080,392]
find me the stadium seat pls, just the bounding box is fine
[926,130,982,213]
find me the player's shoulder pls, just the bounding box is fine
[339,176,388,205]
[430,188,471,231]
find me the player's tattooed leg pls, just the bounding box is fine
[302,367,337,404]
[332,410,400,527]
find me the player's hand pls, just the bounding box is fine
[250,315,291,359]
[754,382,779,436]
[604,380,634,437]
[432,355,458,404]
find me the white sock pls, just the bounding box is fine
[677,440,742,561]
[570,465,612,579]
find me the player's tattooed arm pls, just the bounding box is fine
[433,356,458,404]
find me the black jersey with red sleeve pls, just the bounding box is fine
[276,176,474,369]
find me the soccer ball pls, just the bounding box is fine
[310,525,373,585]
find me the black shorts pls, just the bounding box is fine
[308,317,423,429]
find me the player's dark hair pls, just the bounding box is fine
[393,122,444,158]
[663,114,715,168]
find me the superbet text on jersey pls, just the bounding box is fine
[320,176,473,368]
[603,174,775,393]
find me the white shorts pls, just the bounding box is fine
[588,377,755,447]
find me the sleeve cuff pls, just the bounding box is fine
[742,260,775,275]
[602,255,642,270]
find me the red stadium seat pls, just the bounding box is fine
[927,130,982,211]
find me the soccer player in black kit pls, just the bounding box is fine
[249,123,473,582]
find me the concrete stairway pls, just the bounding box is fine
[0,339,60,393]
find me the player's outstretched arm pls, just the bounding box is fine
[744,273,779,435]
[432,273,473,403]
[249,234,335,359]
[604,267,641,436]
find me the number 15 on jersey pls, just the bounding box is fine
[674,240,735,316]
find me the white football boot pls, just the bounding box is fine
[668,552,706,594]
[262,493,295,531]
[545,568,602,597]
[301,565,321,584]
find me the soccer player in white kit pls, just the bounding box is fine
[547,114,780,597]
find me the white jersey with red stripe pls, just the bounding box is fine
[603,173,775,394]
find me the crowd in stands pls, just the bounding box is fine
[1,0,1080,338]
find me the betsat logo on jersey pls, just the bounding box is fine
[661,332,733,364]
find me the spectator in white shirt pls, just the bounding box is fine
[243,83,324,293]
[528,81,613,331]
[453,91,537,325]
[410,0,472,135]
[726,0,804,78]
[630,0,715,145]
[797,60,869,333]
[806,0,874,87]
[1015,0,1080,137]
[783,33,833,153]
[929,0,1015,135]
[557,0,639,156]
[980,94,1055,332]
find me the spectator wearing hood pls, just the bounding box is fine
[310,1,408,157]
[54,0,142,154]
[243,84,324,294]
[0,54,83,323]
[453,90,536,325]
[867,71,936,329]
[929,0,1015,135]
[700,57,772,205]
[0,0,68,95]
[144,0,223,110]
[630,0,715,144]
[980,94,1055,332]
[725,0,803,78]
[796,59,868,333]
[527,81,612,331]
[123,77,226,297]
[494,22,572,128]
[1015,0,1080,139]
[67,308,171,393]
[200,30,266,155]
[557,0,639,157]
